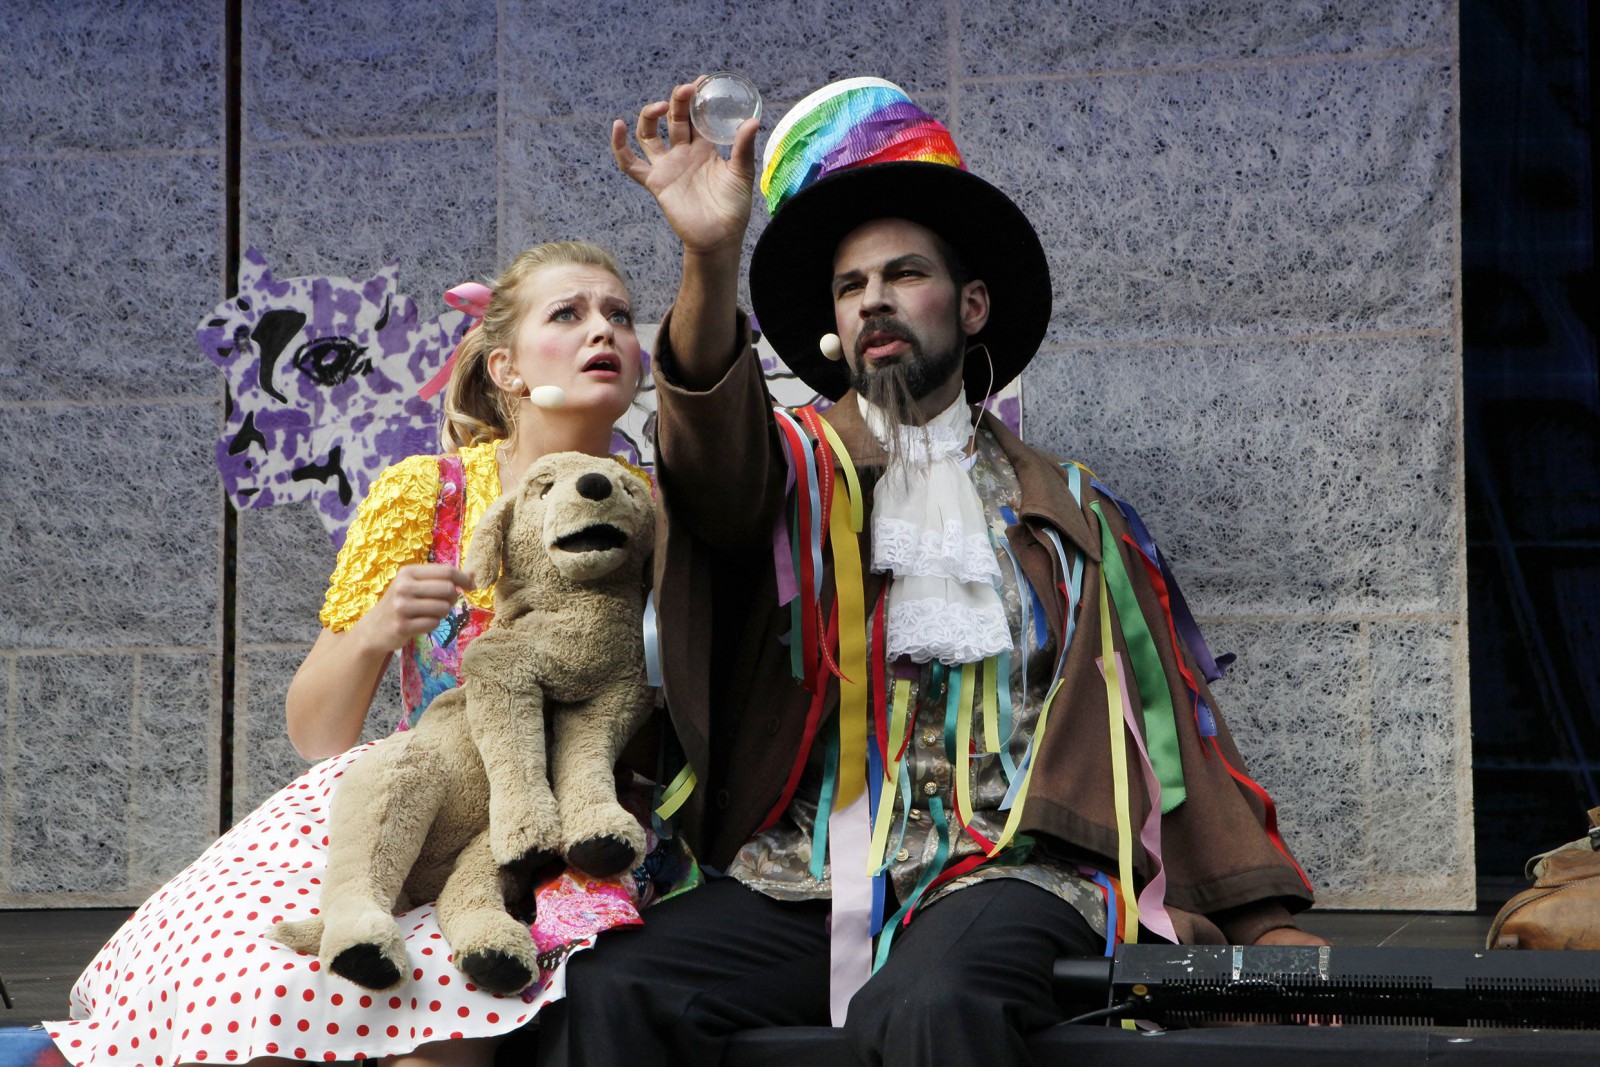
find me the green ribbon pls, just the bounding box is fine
[1091,501,1186,812]
[940,660,959,766]
[809,713,841,881]
[872,797,952,972]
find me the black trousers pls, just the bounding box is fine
[534,875,1102,1067]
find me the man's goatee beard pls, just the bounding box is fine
[851,336,966,469]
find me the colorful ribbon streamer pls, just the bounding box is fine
[652,764,698,821]
[1097,568,1142,945]
[1092,501,1186,813]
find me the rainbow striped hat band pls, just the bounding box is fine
[759,78,964,217]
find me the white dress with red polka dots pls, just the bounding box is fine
[46,742,661,1066]
[48,450,696,1066]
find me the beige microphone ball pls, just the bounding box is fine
[529,385,566,409]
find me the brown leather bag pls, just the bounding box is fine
[1489,806,1600,950]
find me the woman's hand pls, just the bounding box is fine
[612,79,759,258]
[349,564,476,654]
[285,564,473,759]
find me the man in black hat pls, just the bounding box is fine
[535,77,1326,1067]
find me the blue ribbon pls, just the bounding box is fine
[1000,528,1082,813]
[1089,475,1234,684]
[1091,870,1118,956]
[642,590,663,688]
[999,505,1048,652]
[1087,474,1224,737]
[995,649,1018,789]
[865,728,888,935]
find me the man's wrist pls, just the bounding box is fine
[680,244,743,287]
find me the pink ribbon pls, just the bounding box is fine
[828,791,873,1025]
[419,282,494,400]
[1103,652,1179,944]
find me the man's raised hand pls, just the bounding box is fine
[612,79,759,259]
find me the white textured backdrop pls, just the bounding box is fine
[0,0,1465,909]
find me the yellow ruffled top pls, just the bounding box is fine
[319,441,652,633]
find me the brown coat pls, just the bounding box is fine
[651,313,1314,944]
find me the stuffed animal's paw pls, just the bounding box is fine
[563,808,648,878]
[329,942,407,991]
[267,915,325,955]
[490,816,563,870]
[459,949,537,996]
[441,907,542,995]
[565,834,641,878]
[320,917,410,991]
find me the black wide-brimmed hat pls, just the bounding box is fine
[750,77,1051,403]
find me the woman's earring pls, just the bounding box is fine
[819,333,844,361]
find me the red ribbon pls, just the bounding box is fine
[774,414,821,683]
[757,604,842,834]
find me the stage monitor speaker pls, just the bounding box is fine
[1053,945,1600,1029]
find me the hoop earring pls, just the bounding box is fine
[966,342,995,452]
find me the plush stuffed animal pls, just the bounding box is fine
[269,452,656,994]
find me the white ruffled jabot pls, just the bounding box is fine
[860,392,1010,666]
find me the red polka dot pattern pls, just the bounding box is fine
[46,745,584,1065]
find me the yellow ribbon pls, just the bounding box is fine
[1098,567,1141,944]
[812,416,864,534]
[981,655,1001,759]
[954,661,977,830]
[829,469,868,811]
[653,764,698,820]
[867,678,914,874]
[983,676,1061,858]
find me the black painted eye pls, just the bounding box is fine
[292,336,373,386]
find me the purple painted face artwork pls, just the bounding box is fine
[198,257,1020,550]
[197,249,466,548]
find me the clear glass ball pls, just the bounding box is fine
[690,72,762,146]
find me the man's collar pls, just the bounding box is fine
[820,390,1100,562]
[978,409,1101,562]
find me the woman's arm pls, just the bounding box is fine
[285,562,473,758]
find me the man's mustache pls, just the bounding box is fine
[854,317,918,360]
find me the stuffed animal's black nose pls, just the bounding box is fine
[575,472,612,501]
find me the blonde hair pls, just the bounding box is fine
[440,241,628,451]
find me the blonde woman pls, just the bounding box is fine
[52,242,693,1067]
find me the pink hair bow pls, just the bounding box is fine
[419,282,495,400]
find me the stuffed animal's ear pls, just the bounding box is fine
[465,493,515,590]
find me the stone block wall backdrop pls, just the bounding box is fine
[0,2,228,907]
[0,1,1465,910]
